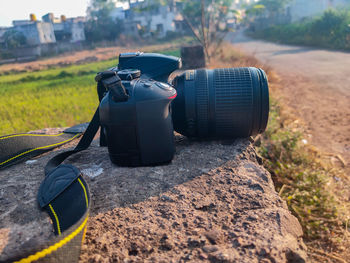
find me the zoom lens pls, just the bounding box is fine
[171,68,269,138]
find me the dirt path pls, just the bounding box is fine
[227,31,350,171]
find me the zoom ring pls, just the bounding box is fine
[214,68,253,137]
[195,69,209,137]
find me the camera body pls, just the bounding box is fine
[99,52,181,166]
[98,52,269,167]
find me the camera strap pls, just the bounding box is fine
[96,70,129,146]
[0,128,84,170]
[38,72,127,237]
[0,72,127,263]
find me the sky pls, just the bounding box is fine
[0,0,90,27]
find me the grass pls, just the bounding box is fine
[257,98,350,262]
[212,43,349,261]
[0,49,180,136]
[0,59,115,135]
[257,99,341,239]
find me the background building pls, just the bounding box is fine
[118,1,186,38]
[43,13,86,43]
[0,13,86,59]
[12,19,56,45]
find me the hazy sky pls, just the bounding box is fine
[0,0,90,27]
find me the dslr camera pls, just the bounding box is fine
[96,52,269,167]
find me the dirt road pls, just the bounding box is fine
[227,31,350,170]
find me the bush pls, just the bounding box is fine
[251,8,350,50]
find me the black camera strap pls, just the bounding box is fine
[0,128,84,170]
[43,72,128,175]
[38,72,127,237]
[0,72,127,263]
[96,70,129,146]
[44,106,100,175]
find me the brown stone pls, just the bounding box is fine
[0,132,307,262]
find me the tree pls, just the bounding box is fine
[259,0,290,14]
[245,4,265,17]
[246,0,291,18]
[138,0,236,61]
[119,0,237,60]
[85,0,123,42]
[3,30,26,49]
[180,0,236,61]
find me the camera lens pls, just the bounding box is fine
[171,68,269,138]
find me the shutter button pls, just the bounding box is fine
[156,82,173,91]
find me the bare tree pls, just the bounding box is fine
[125,0,236,61]
[180,0,236,61]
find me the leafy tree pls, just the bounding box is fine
[258,0,290,15]
[246,0,291,18]
[85,0,123,42]
[3,30,26,49]
[245,4,265,17]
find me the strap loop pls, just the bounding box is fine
[102,75,129,102]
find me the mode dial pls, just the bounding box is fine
[117,69,141,81]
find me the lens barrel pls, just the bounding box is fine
[171,68,269,138]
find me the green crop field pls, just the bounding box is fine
[0,49,180,136]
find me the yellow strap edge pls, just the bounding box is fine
[0,133,65,140]
[0,133,80,166]
[14,214,89,263]
[78,178,89,209]
[49,204,61,236]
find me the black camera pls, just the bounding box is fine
[96,52,269,167]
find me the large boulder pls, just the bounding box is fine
[0,131,307,262]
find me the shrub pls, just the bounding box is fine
[250,8,350,50]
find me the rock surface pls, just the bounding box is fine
[0,131,307,262]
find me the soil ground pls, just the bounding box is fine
[228,31,350,172]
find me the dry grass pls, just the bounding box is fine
[210,42,350,262]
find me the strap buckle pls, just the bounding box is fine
[94,69,118,82]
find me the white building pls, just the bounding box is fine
[42,13,86,43]
[123,4,178,38]
[53,18,86,43]
[12,21,56,45]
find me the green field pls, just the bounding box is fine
[0,49,180,136]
